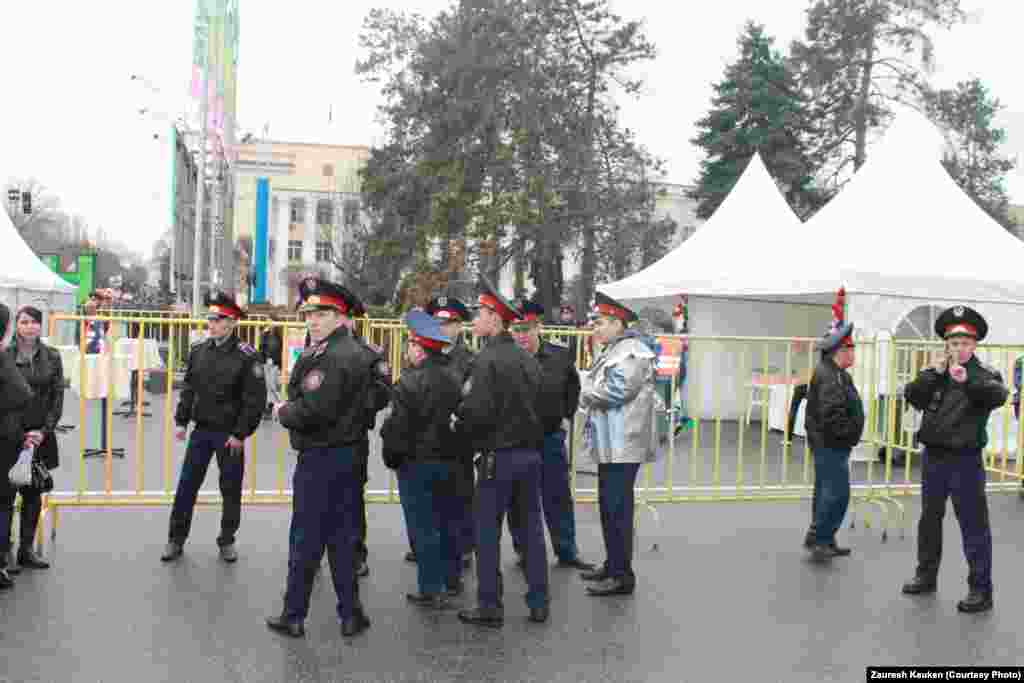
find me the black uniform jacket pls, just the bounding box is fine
[535,340,580,435]
[445,339,475,383]
[7,343,64,469]
[353,335,392,432]
[805,357,865,451]
[380,353,462,470]
[905,355,1007,451]
[279,326,374,452]
[175,333,267,440]
[0,352,32,467]
[456,332,543,453]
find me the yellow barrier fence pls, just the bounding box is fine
[19,316,1022,555]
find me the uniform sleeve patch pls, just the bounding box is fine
[374,359,391,380]
[303,369,325,392]
[369,342,384,355]
[238,342,257,356]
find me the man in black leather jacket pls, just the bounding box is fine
[900,305,1006,614]
[0,302,33,589]
[456,278,548,628]
[381,310,463,609]
[804,289,865,563]
[163,292,266,564]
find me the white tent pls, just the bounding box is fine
[0,204,77,327]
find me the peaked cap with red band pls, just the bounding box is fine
[816,287,854,353]
[296,277,361,315]
[405,309,451,352]
[204,291,246,320]
[593,291,638,324]
[477,276,521,323]
[425,295,470,323]
[517,300,544,325]
[934,305,987,341]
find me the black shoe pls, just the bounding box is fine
[828,544,851,557]
[218,544,238,563]
[580,565,608,582]
[556,557,596,571]
[802,533,815,550]
[161,542,183,562]
[0,568,13,590]
[586,577,635,596]
[341,610,371,637]
[528,606,549,623]
[446,579,464,597]
[957,589,993,614]
[404,551,417,563]
[808,545,832,564]
[406,592,450,609]
[266,615,305,638]
[18,549,50,570]
[902,575,938,595]
[458,607,504,628]
[356,560,369,578]
[5,552,21,575]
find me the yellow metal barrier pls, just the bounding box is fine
[25,315,1022,555]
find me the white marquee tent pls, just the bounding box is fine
[0,203,77,326]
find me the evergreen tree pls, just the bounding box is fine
[688,22,822,220]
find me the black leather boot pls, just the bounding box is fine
[458,606,504,627]
[901,575,938,595]
[957,589,993,614]
[266,614,304,637]
[341,609,371,637]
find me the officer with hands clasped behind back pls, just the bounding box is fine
[162,292,266,564]
[266,278,374,639]
[380,310,464,609]
[455,277,550,628]
[508,300,594,572]
[901,305,1007,614]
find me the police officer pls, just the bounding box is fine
[266,278,374,638]
[381,310,464,609]
[456,278,549,627]
[162,292,266,563]
[508,301,594,571]
[422,295,475,570]
[901,306,1006,614]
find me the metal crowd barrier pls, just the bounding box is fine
[20,316,1022,554]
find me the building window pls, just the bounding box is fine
[268,239,277,261]
[316,199,333,226]
[323,164,334,177]
[316,241,332,263]
[290,198,306,223]
[288,240,302,261]
[343,199,360,227]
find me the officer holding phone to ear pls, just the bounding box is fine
[902,306,1007,614]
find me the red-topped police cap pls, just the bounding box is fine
[477,275,521,323]
[816,287,854,353]
[935,305,987,341]
[517,300,544,324]
[204,291,246,320]
[425,295,470,323]
[405,309,451,352]
[592,291,637,324]
[296,277,361,315]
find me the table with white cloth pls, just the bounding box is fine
[767,381,808,437]
[53,345,133,400]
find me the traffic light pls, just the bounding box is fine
[22,192,32,214]
[6,188,18,204]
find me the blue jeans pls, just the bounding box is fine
[598,463,641,582]
[916,448,992,592]
[508,430,580,563]
[397,461,461,595]
[168,429,244,546]
[476,448,549,610]
[812,447,851,546]
[283,446,361,621]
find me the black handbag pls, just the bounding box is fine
[30,455,54,493]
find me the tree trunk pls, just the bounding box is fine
[578,65,598,313]
[853,29,876,171]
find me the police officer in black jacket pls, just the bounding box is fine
[803,291,865,563]
[0,302,33,589]
[381,310,464,609]
[419,295,475,568]
[901,306,1006,614]
[266,278,374,639]
[456,278,549,628]
[508,301,594,571]
[162,292,266,564]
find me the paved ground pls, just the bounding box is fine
[2,485,1024,682]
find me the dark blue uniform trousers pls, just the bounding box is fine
[811,447,851,546]
[917,447,993,593]
[507,430,580,562]
[284,446,361,621]
[476,448,549,610]
[598,463,641,582]
[397,461,461,595]
[168,429,244,546]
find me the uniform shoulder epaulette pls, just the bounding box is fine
[237,342,258,356]
[190,338,207,350]
[367,341,384,356]
[979,361,1002,377]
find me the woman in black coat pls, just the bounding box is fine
[0,303,34,588]
[4,306,64,571]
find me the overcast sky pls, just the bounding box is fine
[1,0,1021,257]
